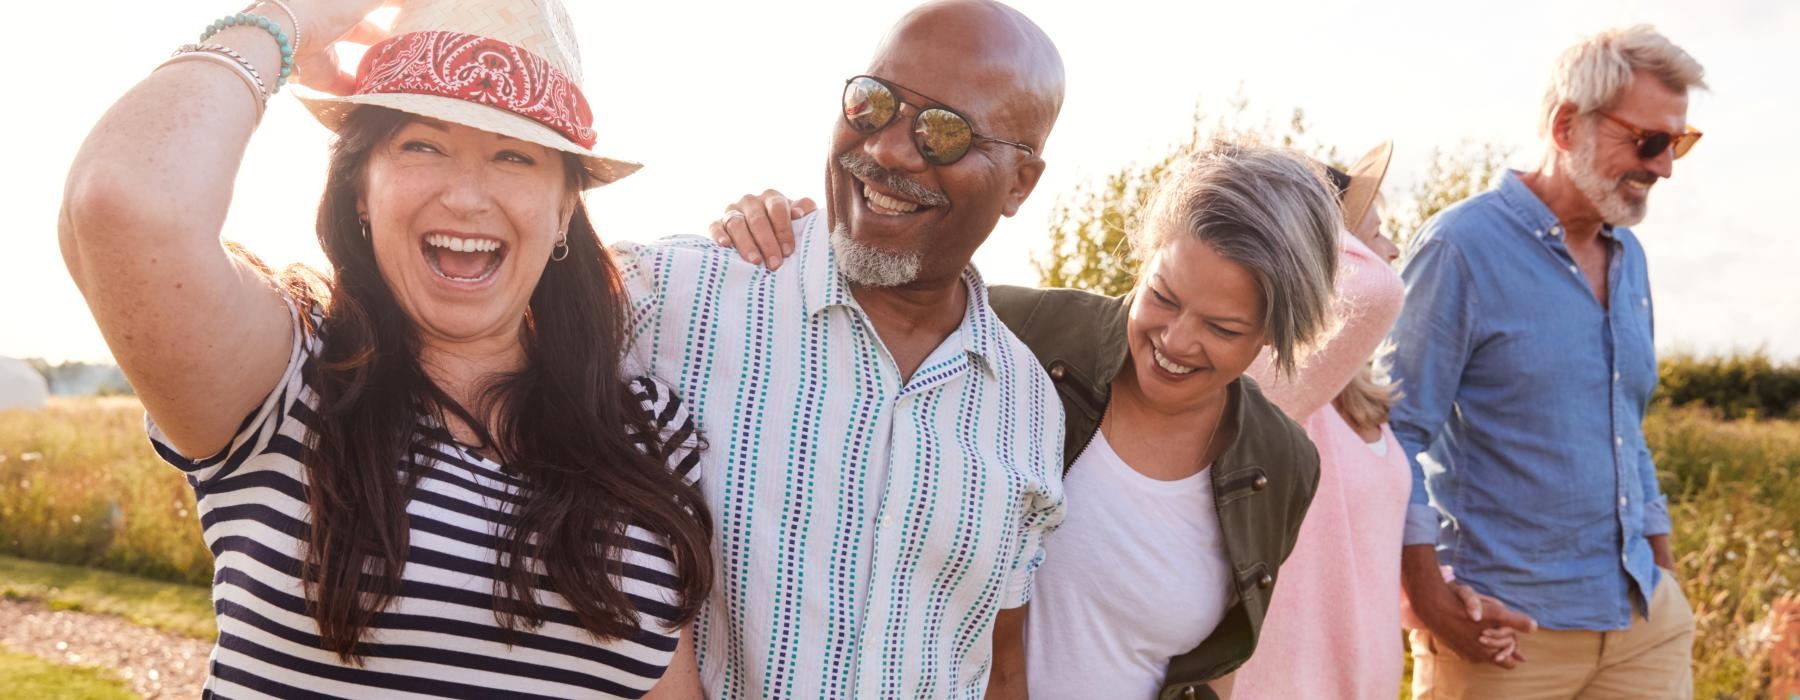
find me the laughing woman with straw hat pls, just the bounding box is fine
[60,0,711,697]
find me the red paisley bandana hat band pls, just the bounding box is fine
[295,0,639,188]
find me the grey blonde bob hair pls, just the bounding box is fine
[1129,139,1341,378]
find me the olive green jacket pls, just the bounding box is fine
[988,285,1320,700]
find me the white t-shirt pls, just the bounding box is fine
[1026,429,1235,700]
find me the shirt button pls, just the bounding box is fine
[1551,226,1563,236]
[1258,574,1274,589]
[1622,553,1630,566]
[881,516,893,529]
[1613,371,1621,383]
[1048,365,1066,380]
[1252,475,1269,491]
[1620,496,1629,507]
[1569,264,1580,274]
[1615,436,1624,447]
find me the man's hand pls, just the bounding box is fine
[1648,533,1676,571]
[1402,545,1537,668]
[985,606,1029,699]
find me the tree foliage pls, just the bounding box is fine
[1033,100,1510,297]
[1033,100,1340,297]
[1385,141,1512,250]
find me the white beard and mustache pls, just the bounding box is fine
[830,222,922,287]
[1565,120,1656,227]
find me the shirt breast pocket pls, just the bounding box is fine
[1619,292,1657,395]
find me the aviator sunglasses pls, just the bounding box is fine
[1597,111,1703,160]
[842,75,1035,166]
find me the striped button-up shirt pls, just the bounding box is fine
[614,212,1066,699]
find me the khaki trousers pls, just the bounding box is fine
[1410,570,1696,700]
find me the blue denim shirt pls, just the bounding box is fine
[1385,171,1671,631]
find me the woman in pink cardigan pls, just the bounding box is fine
[1232,143,1519,698]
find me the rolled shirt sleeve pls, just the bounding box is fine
[1385,231,1480,547]
[1638,443,1672,537]
[1003,416,1067,609]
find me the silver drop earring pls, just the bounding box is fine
[550,229,569,262]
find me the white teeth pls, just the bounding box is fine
[863,184,921,213]
[426,234,500,253]
[1153,347,1198,375]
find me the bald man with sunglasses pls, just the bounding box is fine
[611,2,1066,698]
[1385,26,1706,699]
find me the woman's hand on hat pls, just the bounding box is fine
[292,0,402,96]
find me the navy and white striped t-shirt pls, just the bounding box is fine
[147,300,700,699]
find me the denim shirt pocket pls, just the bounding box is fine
[1620,292,1657,396]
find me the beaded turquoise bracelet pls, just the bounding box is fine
[200,13,293,93]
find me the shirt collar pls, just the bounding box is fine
[1496,169,1621,244]
[1496,169,1569,241]
[801,212,1005,376]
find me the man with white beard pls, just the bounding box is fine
[1383,25,1706,699]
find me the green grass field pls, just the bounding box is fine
[0,555,213,640]
[1,398,1796,697]
[0,650,136,700]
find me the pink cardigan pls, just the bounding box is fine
[1232,233,1411,699]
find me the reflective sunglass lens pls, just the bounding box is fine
[1672,132,1700,160]
[844,77,898,134]
[915,108,973,164]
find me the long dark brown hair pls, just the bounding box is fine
[284,106,711,659]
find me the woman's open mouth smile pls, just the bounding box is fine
[421,231,507,288]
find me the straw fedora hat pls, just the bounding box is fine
[295,0,639,187]
[1337,141,1393,231]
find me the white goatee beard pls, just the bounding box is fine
[830,223,921,287]
[1566,125,1648,227]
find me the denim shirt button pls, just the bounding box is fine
[1619,496,1628,507]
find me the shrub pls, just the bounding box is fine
[1657,351,1800,421]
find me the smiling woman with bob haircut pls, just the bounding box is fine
[58,0,710,697]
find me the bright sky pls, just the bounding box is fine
[3,0,1796,363]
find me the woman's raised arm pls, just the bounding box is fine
[59,0,393,458]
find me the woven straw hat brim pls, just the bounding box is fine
[1340,141,1393,231]
[295,89,642,188]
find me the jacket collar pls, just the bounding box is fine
[1089,292,1134,387]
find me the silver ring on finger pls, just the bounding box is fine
[721,210,748,223]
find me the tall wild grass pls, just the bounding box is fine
[1,398,1797,695]
[0,398,210,586]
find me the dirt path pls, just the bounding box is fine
[0,598,209,699]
